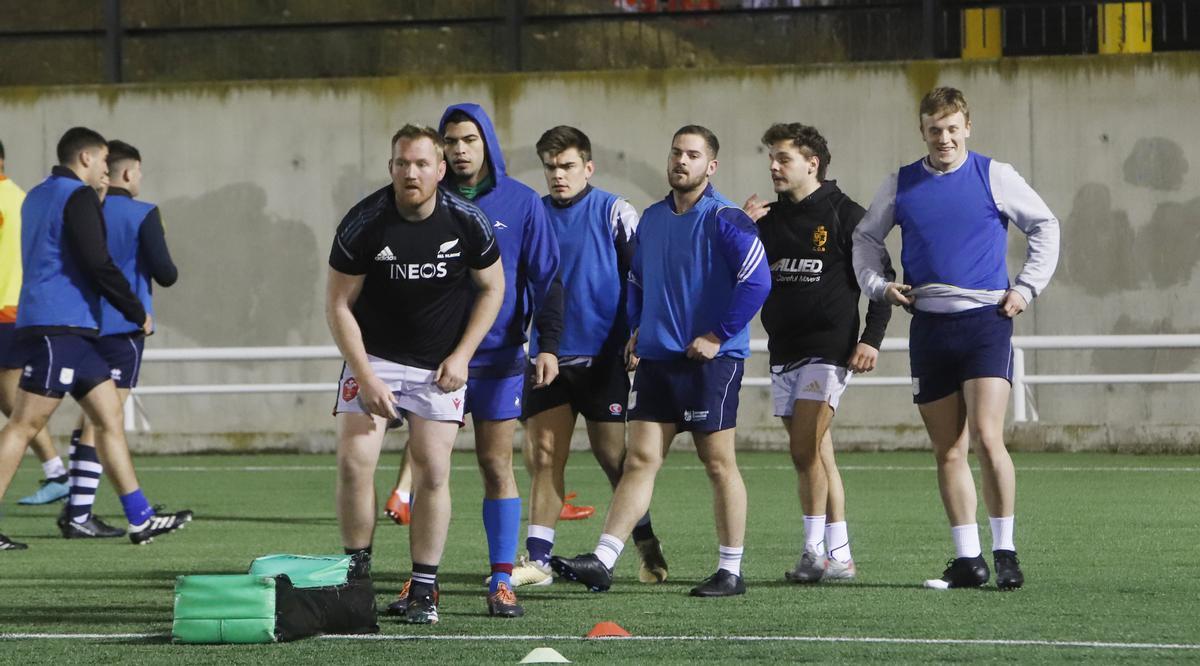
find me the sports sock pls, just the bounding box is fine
[718,545,744,577]
[483,497,521,593]
[42,456,68,482]
[631,512,656,542]
[825,521,852,563]
[119,488,155,526]
[594,533,624,570]
[951,523,982,559]
[411,562,438,594]
[526,524,555,565]
[803,514,826,554]
[68,443,103,524]
[989,515,1015,552]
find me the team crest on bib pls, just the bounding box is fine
[812,225,828,252]
[342,377,359,402]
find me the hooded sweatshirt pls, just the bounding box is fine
[438,103,561,376]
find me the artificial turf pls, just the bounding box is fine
[1,450,1198,664]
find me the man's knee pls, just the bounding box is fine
[623,444,662,474]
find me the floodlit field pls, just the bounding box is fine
[1,450,1198,663]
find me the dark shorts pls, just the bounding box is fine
[465,373,525,421]
[522,355,631,422]
[909,305,1013,405]
[0,322,18,369]
[14,333,112,400]
[95,333,146,389]
[628,357,744,433]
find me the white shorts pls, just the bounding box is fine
[771,360,852,416]
[334,355,466,425]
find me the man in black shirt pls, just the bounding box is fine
[745,123,893,584]
[326,125,504,625]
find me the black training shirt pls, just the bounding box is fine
[329,185,500,369]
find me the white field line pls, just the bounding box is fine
[128,464,1200,474]
[1,632,1198,651]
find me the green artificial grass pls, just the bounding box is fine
[2,450,1199,663]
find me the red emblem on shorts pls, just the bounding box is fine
[609,403,623,415]
[452,398,462,409]
[342,378,359,402]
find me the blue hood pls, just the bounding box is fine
[439,103,507,182]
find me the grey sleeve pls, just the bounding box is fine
[990,161,1061,303]
[851,174,898,302]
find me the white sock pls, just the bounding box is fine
[825,521,852,563]
[803,515,826,554]
[42,457,67,480]
[594,533,624,570]
[989,515,1015,552]
[527,524,555,544]
[718,545,744,577]
[951,523,982,558]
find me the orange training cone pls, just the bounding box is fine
[586,621,631,638]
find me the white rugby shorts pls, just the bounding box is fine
[334,355,465,425]
[771,360,852,416]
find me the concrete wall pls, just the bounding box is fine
[1,53,1198,451]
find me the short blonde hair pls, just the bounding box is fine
[391,124,444,161]
[919,87,970,124]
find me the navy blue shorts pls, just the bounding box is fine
[14,333,113,400]
[95,333,146,389]
[628,357,744,432]
[909,306,1013,404]
[465,373,525,421]
[0,322,18,369]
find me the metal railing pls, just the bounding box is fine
[123,335,1200,430]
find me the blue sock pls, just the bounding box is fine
[119,489,155,525]
[527,536,553,566]
[483,497,521,594]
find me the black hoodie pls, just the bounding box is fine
[757,181,894,366]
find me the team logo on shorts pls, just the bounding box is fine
[683,410,709,422]
[453,398,462,409]
[111,368,123,381]
[812,225,828,252]
[911,377,920,396]
[609,403,623,416]
[23,365,32,378]
[342,377,360,402]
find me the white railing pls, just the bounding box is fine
[124,335,1200,430]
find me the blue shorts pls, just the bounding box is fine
[628,357,744,432]
[14,333,113,400]
[465,373,525,421]
[0,322,18,369]
[95,333,146,389]
[909,306,1013,405]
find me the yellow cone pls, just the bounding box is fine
[519,646,571,663]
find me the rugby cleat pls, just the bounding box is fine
[822,557,858,581]
[689,569,746,597]
[0,532,28,551]
[635,537,669,583]
[923,555,990,590]
[404,584,440,625]
[128,508,193,545]
[487,555,553,588]
[58,506,126,539]
[550,553,613,592]
[993,550,1024,591]
[384,492,411,526]
[385,579,413,616]
[785,546,827,584]
[486,582,525,618]
[17,478,70,505]
[558,492,595,521]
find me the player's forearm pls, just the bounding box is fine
[326,302,373,381]
[714,266,771,341]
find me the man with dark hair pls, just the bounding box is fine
[745,122,893,583]
[0,139,74,508]
[383,104,559,620]
[854,87,1059,590]
[0,127,192,550]
[504,125,667,588]
[552,125,770,597]
[60,139,179,539]
[328,124,504,624]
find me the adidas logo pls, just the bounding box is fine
[493,220,508,229]
[375,246,397,261]
[802,380,823,393]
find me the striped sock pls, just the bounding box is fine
[68,442,103,524]
[718,544,744,577]
[526,524,555,566]
[594,533,624,570]
[411,562,438,594]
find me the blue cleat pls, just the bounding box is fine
[17,479,70,505]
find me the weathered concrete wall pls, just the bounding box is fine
[1,53,1197,451]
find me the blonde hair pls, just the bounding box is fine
[919,87,970,123]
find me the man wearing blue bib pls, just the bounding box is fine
[552,126,771,597]
[853,88,1060,591]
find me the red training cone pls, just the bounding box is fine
[586,621,631,638]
